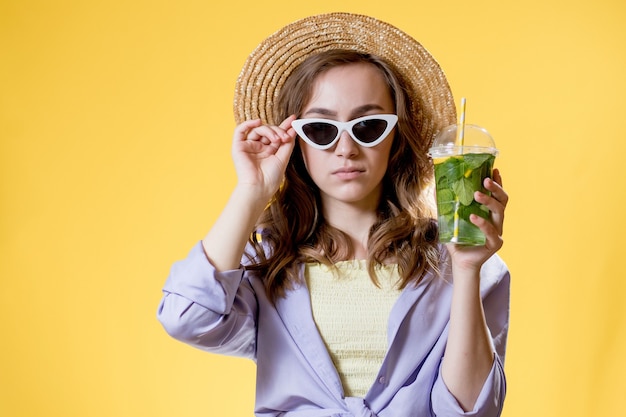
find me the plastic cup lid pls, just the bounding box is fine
[429,124,498,157]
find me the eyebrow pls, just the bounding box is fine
[302,104,387,118]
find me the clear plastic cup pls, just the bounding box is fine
[429,124,499,245]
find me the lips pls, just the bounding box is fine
[332,166,365,179]
[333,166,365,174]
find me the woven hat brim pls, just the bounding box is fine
[234,12,456,146]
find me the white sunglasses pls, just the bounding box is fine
[292,114,398,150]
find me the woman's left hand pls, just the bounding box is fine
[446,168,509,272]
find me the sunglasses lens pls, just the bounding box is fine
[352,119,389,143]
[302,122,339,146]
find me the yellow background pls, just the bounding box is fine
[1,0,625,416]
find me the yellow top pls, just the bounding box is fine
[305,260,402,398]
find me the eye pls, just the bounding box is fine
[353,119,388,142]
[303,123,338,145]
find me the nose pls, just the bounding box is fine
[334,129,359,158]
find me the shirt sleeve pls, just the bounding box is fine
[431,355,506,416]
[156,241,258,359]
[431,254,510,416]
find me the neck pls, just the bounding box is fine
[322,200,378,260]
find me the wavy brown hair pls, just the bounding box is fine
[245,49,439,301]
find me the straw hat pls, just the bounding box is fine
[234,12,456,146]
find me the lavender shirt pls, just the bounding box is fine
[157,242,510,417]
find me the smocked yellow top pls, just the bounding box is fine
[305,260,402,398]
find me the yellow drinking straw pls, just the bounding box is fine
[458,97,467,150]
[452,97,467,241]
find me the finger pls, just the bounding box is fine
[474,189,504,212]
[273,115,298,161]
[274,135,296,164]
[248,125,286,143]
[279,114,297,130]
[246,116,297,144]
[484,176,509,207]
[492,168,503,187]
[470,214,503,251]
[474,190,505,235]
[234,119,262,140]
[276,115,298,142]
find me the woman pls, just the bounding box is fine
[158,13,510,417]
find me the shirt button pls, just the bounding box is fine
[378,376,386,384]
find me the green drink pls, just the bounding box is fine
[429,124,498,245]
[433,153,495,245]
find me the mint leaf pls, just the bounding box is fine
[436,188,456,215]
[463,153,493,170]
[459,201,490,220]
[452,177,475,206]
[468,165,485,192]
[434,157,463,184]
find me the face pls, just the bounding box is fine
[298,63,395,212]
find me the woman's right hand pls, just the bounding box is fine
[232,115,297,199]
